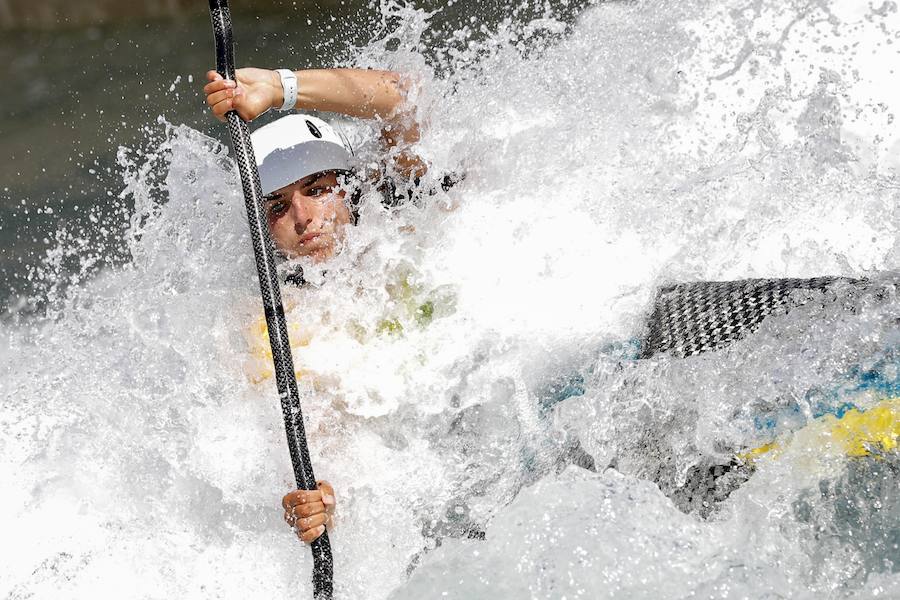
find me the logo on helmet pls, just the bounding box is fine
[306,120,323,138]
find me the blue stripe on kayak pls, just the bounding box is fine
[543,341,897,435]
[754,349,899,431]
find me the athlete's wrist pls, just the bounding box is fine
[268,69,285,111]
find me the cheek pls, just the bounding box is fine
[267,216,294,250]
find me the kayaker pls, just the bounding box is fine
[203,67,428,263]
[204,66,432,545]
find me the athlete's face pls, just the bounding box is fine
[263,171,353,263]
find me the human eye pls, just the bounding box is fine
[267,199,289,217]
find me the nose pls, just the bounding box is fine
[288,191,314,235]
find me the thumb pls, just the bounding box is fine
[317,480,336,507]
[231,88,258,121]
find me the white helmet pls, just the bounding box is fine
[251,113,354,195]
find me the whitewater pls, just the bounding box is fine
[2,0,898,598]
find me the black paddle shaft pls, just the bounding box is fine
[206,1,334,598]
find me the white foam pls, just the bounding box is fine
[2,1,898,598]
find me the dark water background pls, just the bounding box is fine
[0,0,593,313]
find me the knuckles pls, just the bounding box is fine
[294,503,323,518]
[280,484,334,544]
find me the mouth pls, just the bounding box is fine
[299,232,323,244]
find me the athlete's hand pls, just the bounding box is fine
[204,68,284,122]
[282,480,336,544]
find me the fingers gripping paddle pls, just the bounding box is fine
[206,1,334,597]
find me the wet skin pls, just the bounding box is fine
[283,481,336,544]
[264,170,353,263]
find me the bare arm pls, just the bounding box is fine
[295,69,424,177]
[204,67,424,177]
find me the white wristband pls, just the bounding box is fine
[275,69,298,111]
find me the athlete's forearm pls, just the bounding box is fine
[293,68,424,176]
[292,68,412,122]
[206,66,418,141]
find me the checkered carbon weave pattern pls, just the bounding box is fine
[640,274,898,517]
[209,2,333,597]
[641,276,860,358]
